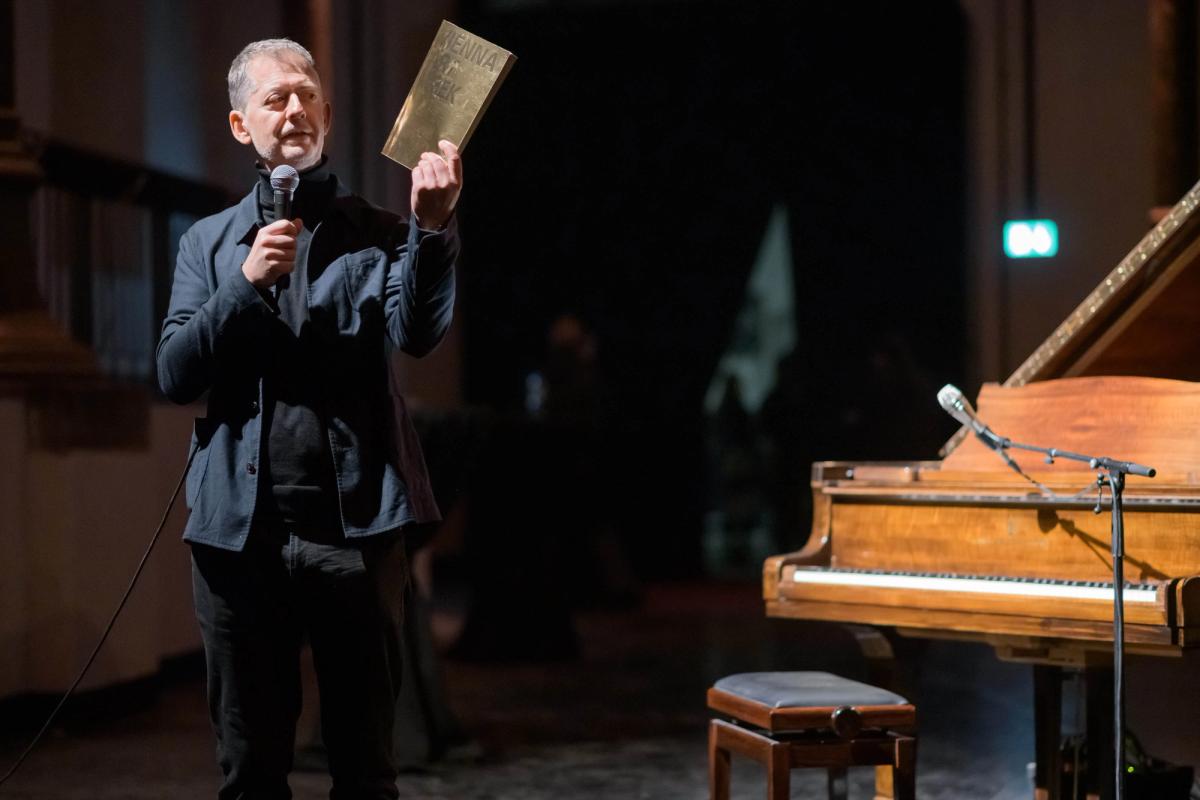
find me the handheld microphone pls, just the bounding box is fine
[270,164,299,220]
[937,384,1006,450]
[269,165,299,292]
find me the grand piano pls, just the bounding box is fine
[763,181,1200,800]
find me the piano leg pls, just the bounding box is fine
[848,625,925,702]
[1084,666,1115,800]
[1034,665,1064,800]
[1031,665,1119,800]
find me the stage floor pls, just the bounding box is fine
[0,581,1036,799]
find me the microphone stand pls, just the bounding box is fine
[978,431,1154,800]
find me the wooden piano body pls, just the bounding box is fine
[763,182,1200,797]
[765,375,1200,658]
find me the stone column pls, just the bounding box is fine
[0,0,95,377]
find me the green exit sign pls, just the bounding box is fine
[1004,220,1059,258]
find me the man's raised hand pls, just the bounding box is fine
[242,218,303,289]
[411,139,463,231]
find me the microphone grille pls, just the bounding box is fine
[270,164,300,193]
[936,384,962,411]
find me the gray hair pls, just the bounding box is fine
[228,38,317,110]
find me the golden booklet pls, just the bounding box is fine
[382,20,516,169]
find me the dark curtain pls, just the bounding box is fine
[452,0,966,574]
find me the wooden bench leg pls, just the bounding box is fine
[827,766,849,800]
[710,718,789,799]
[875,764,895,800]
[710,713,916,800]
[766,740,790,800]
[709,720,731,800]
[874,735,917,800]
[892,735,917,800]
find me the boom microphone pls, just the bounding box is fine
[937,384,1006,450]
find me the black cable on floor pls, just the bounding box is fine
[0,442,196,791]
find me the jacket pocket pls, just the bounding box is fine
[185,417,215,510]
[338,248,386,313]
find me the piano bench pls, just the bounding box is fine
[707,671,917,800]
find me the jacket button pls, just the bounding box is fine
[249,400,260,414]
[246,463,257,475]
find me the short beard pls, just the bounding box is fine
[260,143,322,172]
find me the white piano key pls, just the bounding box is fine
[790,569,1159,604]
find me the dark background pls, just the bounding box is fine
[456,0,967,575]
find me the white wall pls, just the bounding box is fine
[1,399,198,697]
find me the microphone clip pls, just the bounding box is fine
[972,425,1008,452]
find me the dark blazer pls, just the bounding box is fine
[157,178,458,551]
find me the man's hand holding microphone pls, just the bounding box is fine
[243,218,304,290]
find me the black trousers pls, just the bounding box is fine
[191,523,408,800]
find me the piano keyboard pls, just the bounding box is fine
[790,568,1159,604]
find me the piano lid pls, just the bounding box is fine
[939,375,1200,477]
[944,179,1200,455]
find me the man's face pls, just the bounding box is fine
[229,54,330,171]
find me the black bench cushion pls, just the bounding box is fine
[713,671,908,709]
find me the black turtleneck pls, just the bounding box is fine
[256,156,337,226]
[254,158,342,533]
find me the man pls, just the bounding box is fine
[157,38,461,799]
